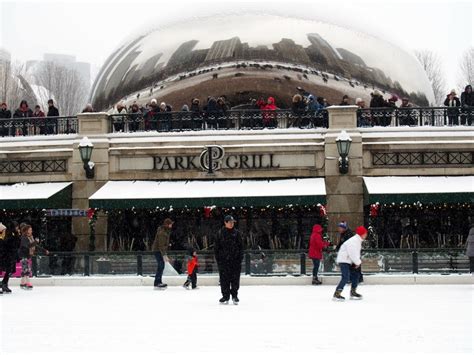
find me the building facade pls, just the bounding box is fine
[0,107,472,255]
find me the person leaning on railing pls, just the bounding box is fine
[46,99,59,135]
[444,89,461,125]
[460,85,473,125]
[112,101,127,132]
[13,100,33,136]
[369,90,389,126]
[128,103,142,132]
[32,105,45,135]
[0,102,12,137]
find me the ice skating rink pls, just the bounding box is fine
[1,284,472,355]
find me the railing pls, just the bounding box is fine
[0,116,78,137]
[109,109,329,133]
[358,106,474,127]
[26,248,470,277]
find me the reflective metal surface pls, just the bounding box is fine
[91,14,435,110]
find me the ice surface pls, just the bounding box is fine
[1,285,472,355]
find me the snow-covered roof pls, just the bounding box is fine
[90,178,326,209]
[363,176,474,204]
[0,182,72,200]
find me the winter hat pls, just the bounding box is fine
[449,89,457,95]
[372,90,381,96]
[355,98,363,105]
[337,221,348,229]
[355,226,368,236]
[224,215,236,222]
[0,222,6,232]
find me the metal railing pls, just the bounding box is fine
[109,109,329,133]
[27,248,470,277]
[0,116,78,137]
[358,106,474,127]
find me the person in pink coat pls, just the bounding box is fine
[308,224,330,285]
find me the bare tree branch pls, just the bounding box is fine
[415,50,447,105]
[33,61,88,116]
[458,47,474,89]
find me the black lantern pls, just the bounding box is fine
[78,137,95,179]
[336,130,352,174]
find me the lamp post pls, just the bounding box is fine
[78,136,95,179]
[336,130,352,174]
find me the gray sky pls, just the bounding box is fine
[1,0,472,90]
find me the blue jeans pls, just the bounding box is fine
[154,252,165,286]
[311,258,321,277]
[336,263,359,291]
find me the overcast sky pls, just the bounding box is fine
[0,0,472,90]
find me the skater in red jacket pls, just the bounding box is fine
[308,224,330,285]
[183,249,198,289]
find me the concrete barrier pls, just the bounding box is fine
[6,273,473,287]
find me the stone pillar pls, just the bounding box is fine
[77,112,110,136]
[324,106,364,243]
[72,113,110,251]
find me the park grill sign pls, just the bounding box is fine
[154,145,280,173]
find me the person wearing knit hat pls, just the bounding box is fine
[336,221,353,252]
[333,225,368,301]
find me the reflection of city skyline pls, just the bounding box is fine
[92,32,427,110]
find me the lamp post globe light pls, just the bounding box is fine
[336,130,352,174]
[78,136,95,179]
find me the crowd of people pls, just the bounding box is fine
[1,84,473,136]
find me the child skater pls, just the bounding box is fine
[183,248,198,290]
[18,224,49,290]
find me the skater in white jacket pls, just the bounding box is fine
[333,226,368,301]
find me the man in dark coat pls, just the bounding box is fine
[460,85,473,125]
[0,102,11,137]
[0,221,21,293]
[215,215,244,304]
[151,218,173,289]
[336,221,354,251]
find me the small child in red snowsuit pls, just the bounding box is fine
[183,249,198,289]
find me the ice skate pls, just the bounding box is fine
[2,284,12,293]
[312,277,322,285]
[183,280,190,289]
[350,288,363,300]
[26,283,33,290]
[219,297,229,304]
[20,284,28,290]
[154,283,168,290]
[232,296,239,305]
[332,290,345,301]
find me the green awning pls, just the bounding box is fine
[0,182,72,209]
[363,176,474,204]
[90,179,326,209]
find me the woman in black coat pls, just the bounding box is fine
[0,221,21,293]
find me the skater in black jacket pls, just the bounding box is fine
[336,221,364,283]
[0,221,21,294]
[214,215,243,305]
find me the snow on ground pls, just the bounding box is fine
[0,285,472,355]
